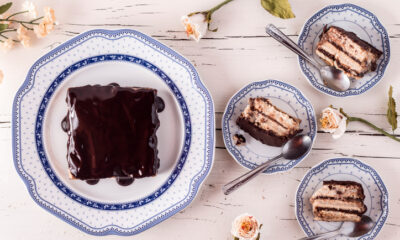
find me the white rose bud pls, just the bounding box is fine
[181,14,207,42]
[320,107,347,139]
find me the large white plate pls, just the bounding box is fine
[296,158,389,239]
[13,29,215,235]
[298,3,390,97]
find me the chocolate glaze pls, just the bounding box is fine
[85,179,100,185]
[116,177,135,186]
[155,96,165,113]
[62,84,162,185]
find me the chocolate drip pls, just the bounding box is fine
[156,96,165,113]
[61,115,70,132]
[85,179,99,185]
[116,177,134,186]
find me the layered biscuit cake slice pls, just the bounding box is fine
[315,26,382,79]
[236,97,302,147]
[310,180,367,222]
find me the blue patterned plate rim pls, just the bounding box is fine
[12,29,215,236]
[222,80,317,174]
[297,3,390,97]
[295,158,389,239]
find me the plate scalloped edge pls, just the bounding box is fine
[295,157,389,239]
[12,29,215,236]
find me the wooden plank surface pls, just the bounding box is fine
[0,0,399,239]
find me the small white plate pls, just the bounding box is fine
[296,158,389,239]
[298,3,390,97]
[13,29,215,236]
[222,80,316,173]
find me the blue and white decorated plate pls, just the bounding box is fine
[298,4,390,97]
[222,80,316,173]
[12,29,215,235]
[296,158,389,239]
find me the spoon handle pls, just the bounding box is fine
[222,154,282,195]
[265,24,320,68]
[298,229,341,240]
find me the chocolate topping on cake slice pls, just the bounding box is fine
[315,26,382,79]
[236,97,302,147]
[62,84,163,186]
[310,180,367,222]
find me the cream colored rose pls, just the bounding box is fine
[231,213,260,240]
[17,25,31,48]
[181,14,207,42]
[22,1,38,18]
[320,107,347,139]
[34,7,56,38]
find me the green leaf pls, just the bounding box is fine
[387,85,398,132]
[233,237,239,240]
[261,0,295,19]
[0,2,12,15]
[0,24,8,32]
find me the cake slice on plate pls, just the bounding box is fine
[62,84,164,186]
[315,25,382,79]
[310,180,367,222]
[236,97,302,147]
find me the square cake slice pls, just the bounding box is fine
[62,84,162,185]
[310,180,367,222]
[316,26,382,79]
[236,97,302,147]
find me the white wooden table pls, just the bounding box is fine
[1,0,400,239]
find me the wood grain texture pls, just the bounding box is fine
[0,0,399,239]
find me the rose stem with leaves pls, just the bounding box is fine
[340,108,400,143]
[0,2,43,42]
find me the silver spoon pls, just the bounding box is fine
[299,215,374,240]
[265,24,351,92]
[222,134,312,195]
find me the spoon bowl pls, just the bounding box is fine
[320,65,351,92]
[299,215,374,240]
[223,134,312,195]
[282,134,313,160]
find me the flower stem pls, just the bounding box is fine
[0,19,39,25]
[188,0,234,32]
[205,0,234,31]
[21,22,33,30]
[30,16,43,23]
[6,11,29,20]
[347,117,400,142]
[208,0,234,14]
[340,108,400,142]
[0,29,16,34]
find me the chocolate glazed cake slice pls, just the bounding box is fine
[61,84,165,186]
[316,26,383,79]
[310,180,367,222]
[236,97,302,147]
